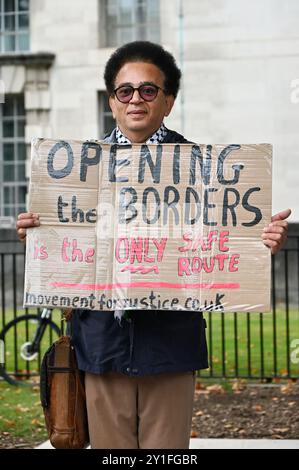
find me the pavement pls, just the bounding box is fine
[36,438,299,449]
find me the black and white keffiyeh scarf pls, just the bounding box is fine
[114,123,167,324]
[115,122,167,145]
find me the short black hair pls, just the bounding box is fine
[104,41,181,99]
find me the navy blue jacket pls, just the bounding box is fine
[71,128,209,375]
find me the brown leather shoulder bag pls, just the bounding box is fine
[40,335,89,449]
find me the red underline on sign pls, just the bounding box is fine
[50,282,240,290]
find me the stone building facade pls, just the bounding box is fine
[0,0,298,236]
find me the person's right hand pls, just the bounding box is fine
[16,212,40,244]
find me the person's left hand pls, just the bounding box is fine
[262,208,291,255]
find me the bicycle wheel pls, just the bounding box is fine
[0,314,61,386]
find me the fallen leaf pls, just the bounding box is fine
[15,404,30,413]
[273,428,289,433]
[190,430,199,438]
[206,384,225,394]
[195,382,206,391]
[31,419,44,427]
[281,384,294,394]
[3,419,16,427]
[212,356,220,364]
[195,389,209,395]
[252,404,263,412]
[232,379,247,392]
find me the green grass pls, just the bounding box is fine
[0,309,60,446]
[0,381,48,444]
[199,309,299,378]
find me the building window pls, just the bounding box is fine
[0,94,27,219]
[0,0,30,53]
[98,92,115,138]
[101,0,160,47]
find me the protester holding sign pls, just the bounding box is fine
[16,41,290,449]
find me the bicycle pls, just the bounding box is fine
[0,308,63,386]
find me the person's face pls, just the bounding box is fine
[109,62,175,143]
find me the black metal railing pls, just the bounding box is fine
[1,237,299,381]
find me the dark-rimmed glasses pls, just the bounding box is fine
[113,84,165,103]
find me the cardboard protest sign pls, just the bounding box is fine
[24,139,272,313]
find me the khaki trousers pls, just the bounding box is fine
[85,371,196,449]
